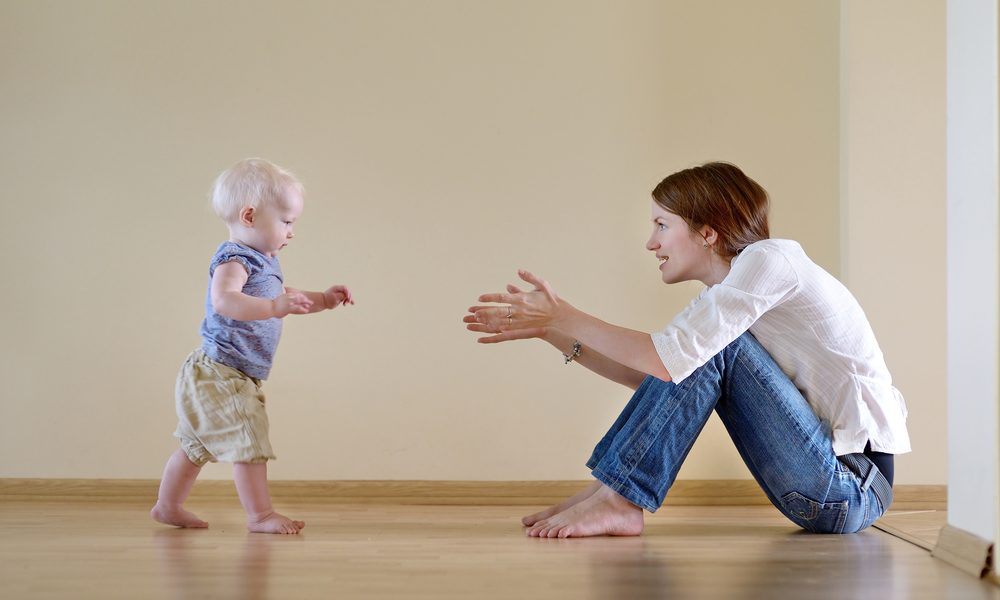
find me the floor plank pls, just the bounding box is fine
[875,510,946,551]
[0,499,994,600]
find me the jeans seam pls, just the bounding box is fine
[591,466,657,512]
[734,349,833,467]
[598,413,665,510]
[587,376,684,514]
[733,343,843,507]
[620,409,668,473]
[603,379,696,510]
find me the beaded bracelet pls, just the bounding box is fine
[563,341,582,364]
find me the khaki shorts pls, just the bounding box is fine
[173,349,276,467]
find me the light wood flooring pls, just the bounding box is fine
[874,510,947,551]
[1,499,996,600]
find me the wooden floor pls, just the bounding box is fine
[874,510,948,551]
[1,499,996,600]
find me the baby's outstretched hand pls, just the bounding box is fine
[324,285,354,309]
[273,291,313,317]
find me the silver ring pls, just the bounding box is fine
[506,305,513,318]
[507,316,513,327]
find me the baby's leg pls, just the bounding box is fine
[233,463,304,534]
[151,449,209,528]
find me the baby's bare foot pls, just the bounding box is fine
[522,480,603,526]
[526,484,644,538]
[247,511,305,535]
[151,502,209,528]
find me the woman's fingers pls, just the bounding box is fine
[477,292,514,304]
[518,269,557,302]
[472,327,547,343]
[466,305,506,314]
[518,269,544,287]
[466,271,552,332]
[465,307,511,330]
[465,307,511,323]
[475,273,537,305]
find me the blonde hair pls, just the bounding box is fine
[210,158,303,223]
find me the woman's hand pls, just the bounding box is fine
[465,269,666,387]
[465,322,550,343]
[464,270,566,342]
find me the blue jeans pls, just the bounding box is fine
[587,332,891,534]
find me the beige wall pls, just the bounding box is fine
[1,0,898,483]
[841,0,946,485]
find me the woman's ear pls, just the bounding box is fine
[700,225,719,246]
[239,206,255,227]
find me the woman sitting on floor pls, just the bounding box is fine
[465,162,908,538]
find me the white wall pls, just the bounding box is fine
[946,0,1000,543]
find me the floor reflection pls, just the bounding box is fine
[138,508,1000,600]
[586,526,907,600]
[153,529,280,600]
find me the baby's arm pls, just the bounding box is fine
[284,285,355,314]
[211,261,313,320]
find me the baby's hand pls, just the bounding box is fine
[324,285,354,309]
[272,291,313,317]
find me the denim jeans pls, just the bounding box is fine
[587,332,891,534]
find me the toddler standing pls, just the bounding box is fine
[151,158,353,534]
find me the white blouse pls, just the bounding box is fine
[650,239,911,456]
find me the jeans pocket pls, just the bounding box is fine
[780,491,849,534]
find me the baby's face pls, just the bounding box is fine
[249,188,304,257]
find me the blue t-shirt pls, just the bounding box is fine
[200,241,284,380]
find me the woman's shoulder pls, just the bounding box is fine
[723,239,802,293]
[732,239,804,270]
[739,238,803,257]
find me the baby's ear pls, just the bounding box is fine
[239,206,255,227]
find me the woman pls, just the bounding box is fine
[465,162,909,538]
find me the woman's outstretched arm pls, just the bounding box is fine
[466,270,671,384]
[465,320,650,390]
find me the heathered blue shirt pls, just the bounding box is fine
[200,241,284,380]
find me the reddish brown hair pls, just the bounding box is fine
[651,162,770,260]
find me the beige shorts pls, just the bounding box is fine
[173,349,276,467]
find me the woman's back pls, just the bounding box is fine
[735,240,910,455]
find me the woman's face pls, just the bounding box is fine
[646,201,715,285]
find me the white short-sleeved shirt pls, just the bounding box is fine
[650,239,911,456]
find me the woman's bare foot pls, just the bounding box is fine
[247,511,305,535]
[522,480,603,526]
[526,484,644,538]
[150,502,209,528]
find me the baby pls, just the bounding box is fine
[151,158,353,534]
